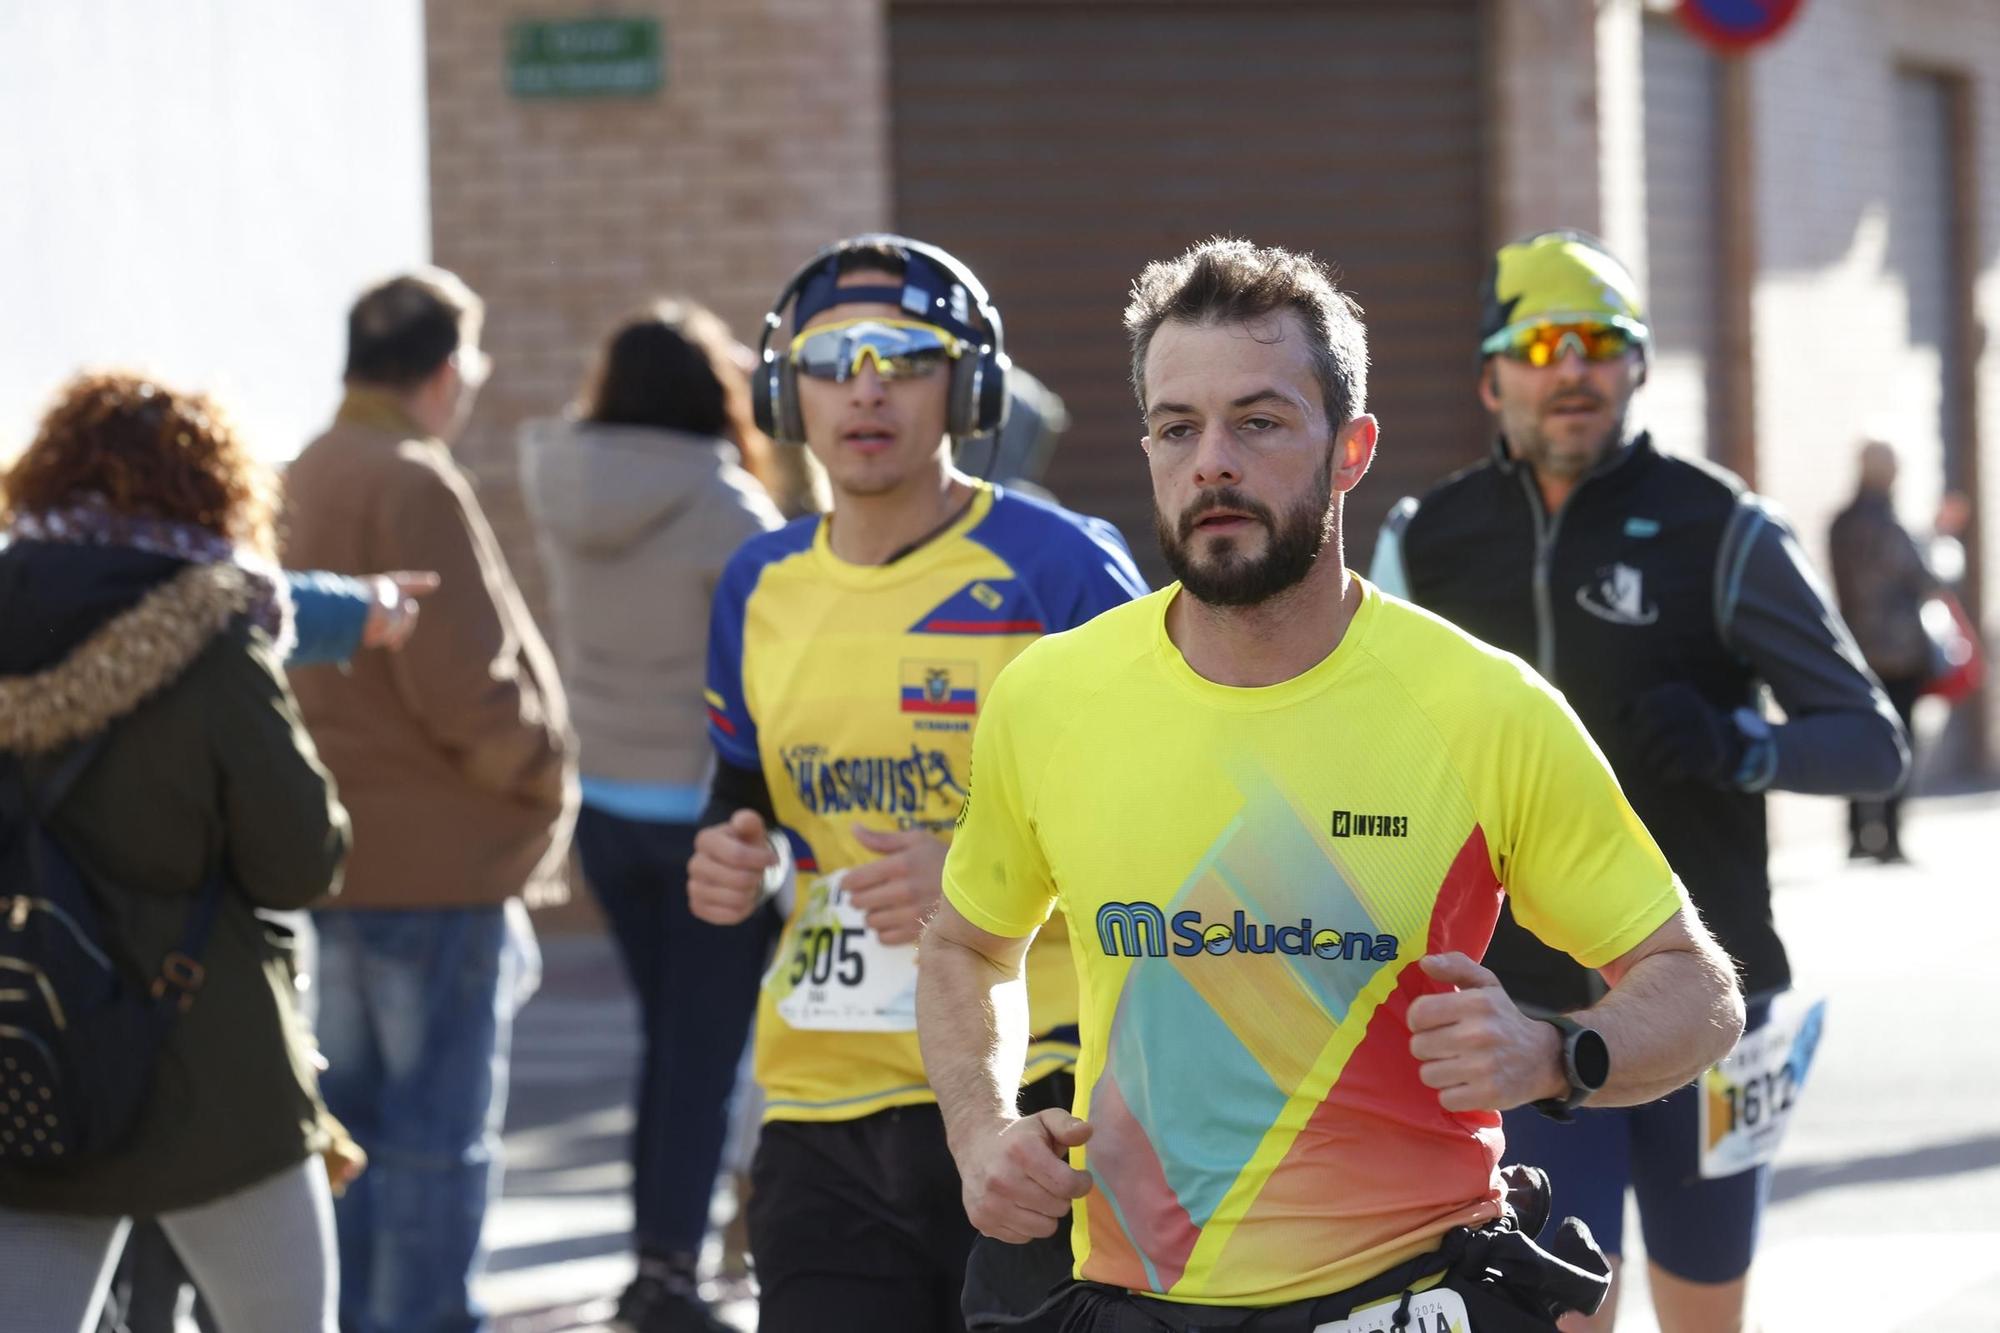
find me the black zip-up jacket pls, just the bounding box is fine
[1373,433,1905,1012]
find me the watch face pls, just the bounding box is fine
[1571,1028,1611,1090]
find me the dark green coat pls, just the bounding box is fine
[0,544,350,1216]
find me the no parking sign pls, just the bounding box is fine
[1676,0,1806,53]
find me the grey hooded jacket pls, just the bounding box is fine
[520,419,782,795]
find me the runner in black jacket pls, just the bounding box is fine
[1372,231,1905,1333]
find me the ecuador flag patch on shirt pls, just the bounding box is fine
[900,659,978,714]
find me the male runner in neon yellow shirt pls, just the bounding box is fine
[918,238,1744,1331]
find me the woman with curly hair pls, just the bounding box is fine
[0,371,351,1331]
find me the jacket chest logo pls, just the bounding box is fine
[1576,562,1659,626]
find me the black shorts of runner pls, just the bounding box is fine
[1012,1276,1569,1333]
[749,1071,1075,1333]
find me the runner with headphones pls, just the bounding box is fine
[687,235,1147,1333]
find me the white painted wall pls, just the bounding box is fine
[0,2,429,463]
[1746,0,2000,766]
[1749,0,1999,565]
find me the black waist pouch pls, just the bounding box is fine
[964,1165,1609,1333]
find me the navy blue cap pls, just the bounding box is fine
[792,246,985,345]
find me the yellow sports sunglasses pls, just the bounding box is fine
[1481,319,1643,368]
[787,317,966,383]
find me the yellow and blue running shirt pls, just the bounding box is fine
[706,481,1146,1123]
[943,578,1686,1306]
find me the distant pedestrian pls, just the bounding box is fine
[285,268,579,1333]
[519,300,785,1333]
[1829,439,1939,862]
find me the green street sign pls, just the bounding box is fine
[508,18,662,99]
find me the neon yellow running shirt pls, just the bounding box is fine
[944,579,1684,1305]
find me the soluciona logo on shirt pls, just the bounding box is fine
[1094,902,1399,963]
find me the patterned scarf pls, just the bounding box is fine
[5,495,295,659]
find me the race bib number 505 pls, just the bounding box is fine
[1697,993,1827,1179]
[768,868,920,1033]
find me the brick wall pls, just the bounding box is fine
[426,0,888,921]
[426,0,889,620]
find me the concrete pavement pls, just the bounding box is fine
[480,940,756,1332]
[1551,785,2000,1331]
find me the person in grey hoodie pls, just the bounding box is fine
[519,299,783,1333]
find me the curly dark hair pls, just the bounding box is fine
[1,371,279,557]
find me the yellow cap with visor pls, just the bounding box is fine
[1478,230,1650,359]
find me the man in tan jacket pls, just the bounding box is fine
[285,268,578,1333]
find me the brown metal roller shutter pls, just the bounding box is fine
[890,1,1488,578]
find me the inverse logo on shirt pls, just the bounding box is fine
[1330,810,1409,838]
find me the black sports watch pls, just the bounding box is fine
[1532,1014,1610,1122]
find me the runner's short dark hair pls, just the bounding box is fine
[344,268,483,389]
[832,241,910,282]
[1123,237,1368,428]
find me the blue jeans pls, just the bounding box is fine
[313,907,535,1333]
[574,806,777,1258]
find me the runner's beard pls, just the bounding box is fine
[1155,451,1337,608]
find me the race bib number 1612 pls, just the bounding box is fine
[1697,993,1827,1179]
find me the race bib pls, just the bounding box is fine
[768,868,920,1033]
[1315,1287,1470,1333]
[1697,993,1827,1179]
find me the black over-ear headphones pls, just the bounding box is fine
[751,234,1010,446]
